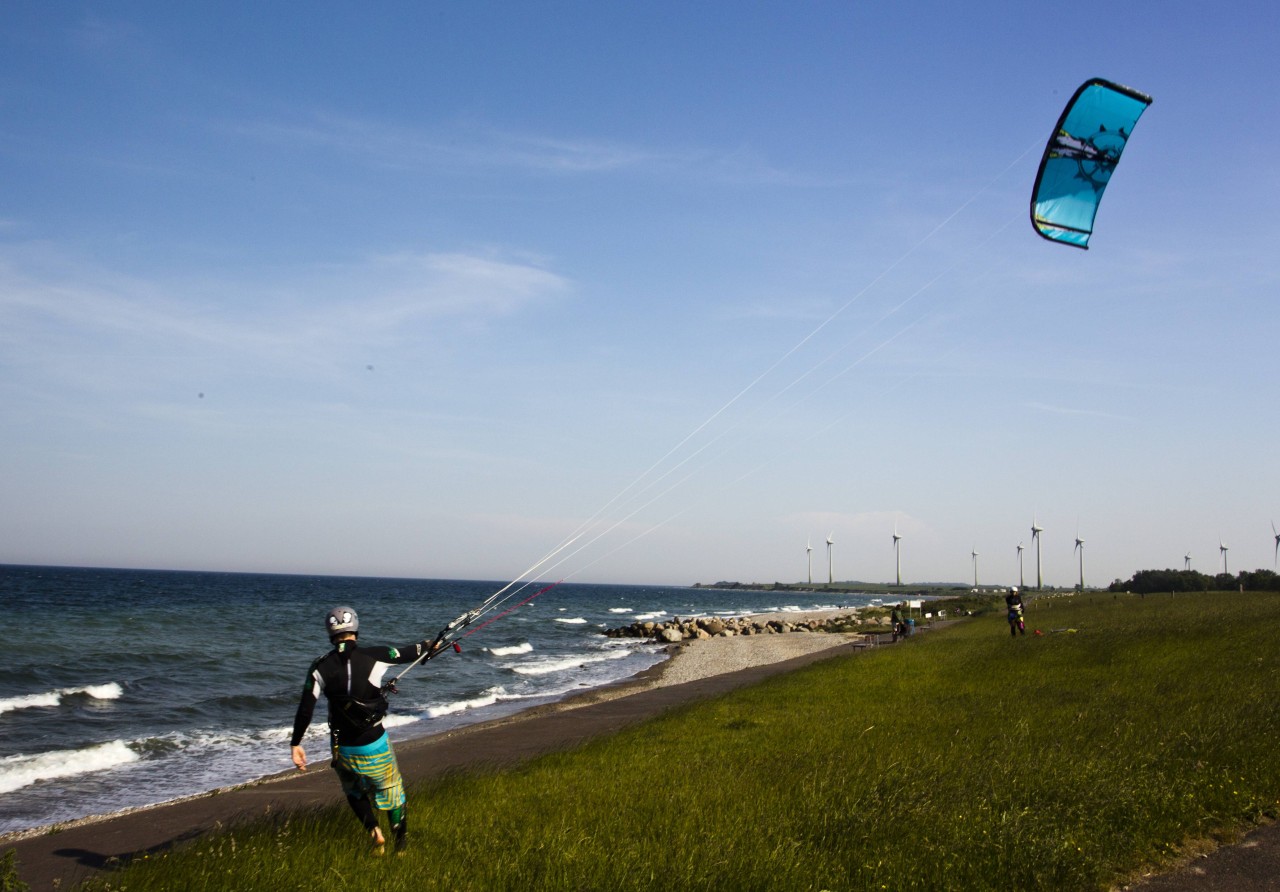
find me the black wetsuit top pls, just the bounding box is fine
[291,638,434,748]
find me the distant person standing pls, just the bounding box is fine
[290,606,440,854]
[1005,587,1026,637]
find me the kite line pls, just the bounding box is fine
[399,136,1047,670]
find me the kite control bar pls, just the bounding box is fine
[382,581,561,694]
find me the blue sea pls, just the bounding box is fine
[0,565,886,836]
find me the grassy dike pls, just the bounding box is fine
[73,591,1280,891]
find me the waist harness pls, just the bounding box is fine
[329,691,389,731]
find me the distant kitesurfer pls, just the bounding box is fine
[1005,587,1026,637]
[290,606,441,854]
[891,604,907,642]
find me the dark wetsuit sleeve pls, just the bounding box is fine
[401,639,437,660]
[381,639,437,665]
[290,659,324,747]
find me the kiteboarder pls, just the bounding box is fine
[290,606,441,854]
[1005,587,1026,637]
[891,604,908,642]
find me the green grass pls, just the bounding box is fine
[70,591,1280,891]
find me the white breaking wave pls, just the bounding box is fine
[634,612,664,621]
[607,607,633,614]
[0,740,138,795]
[508,649,630,677]
[554,617,588,625]
[0,692,60,713]
[0,682,124,716]
[382,713,420,729]
[83,683,124,700]
[426,687,508,718]
[487,642,534,657]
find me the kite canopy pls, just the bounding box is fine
[1030,78,1152,249]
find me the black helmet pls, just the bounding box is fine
[325,606,359,640]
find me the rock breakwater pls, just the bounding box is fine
[605,612,884,644]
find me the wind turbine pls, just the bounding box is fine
[1031,516,1044,590]
[826,533,834,585]
[1184,552,1191,572]
[1074,530,1085,590]
[806,540,813,585]
[1273,522,1279,569]
[892,523,903,586]
[971,548,979,588]
[1016,542,1025,589]
[1220,538,1229,575]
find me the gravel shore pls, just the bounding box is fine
[552,608,871,710]
[624,608,866,687]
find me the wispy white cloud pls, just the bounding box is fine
[1,243,566,336]
[356,251,569,323]
[716,296,834,322]
[0,243,570,409]
[1025,401,1132,422]
[71,14,146,56]
[227,113,679,174]
[224,112,850,186]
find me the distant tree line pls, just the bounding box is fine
[1109,568,1280,594]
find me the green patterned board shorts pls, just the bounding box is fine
[332,732,406,811]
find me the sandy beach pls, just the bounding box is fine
[4,612,875,890]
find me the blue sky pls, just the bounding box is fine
[2,2,1277,588]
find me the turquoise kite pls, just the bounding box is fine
[1030,78,1153,248]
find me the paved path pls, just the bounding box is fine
[1121,821,1280,891]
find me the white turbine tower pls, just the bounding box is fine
[1220,538,1229,575]
[1272,521,1279,569]
[1016,542,1025,589]
[1074,530,1085,590]
[806,540,813,585]
[1031,516,1044,590]
[1184,552,1191,572]
[826,533,834,585]
[971,548,979,588]
[892,523,903,586]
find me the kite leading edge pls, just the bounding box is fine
[1031,78,1153,249]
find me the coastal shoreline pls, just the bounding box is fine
[3,608,876,889]
[2,608,870,843]
[21,608,1268,892]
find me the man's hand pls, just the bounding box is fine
[291,744,308,771]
